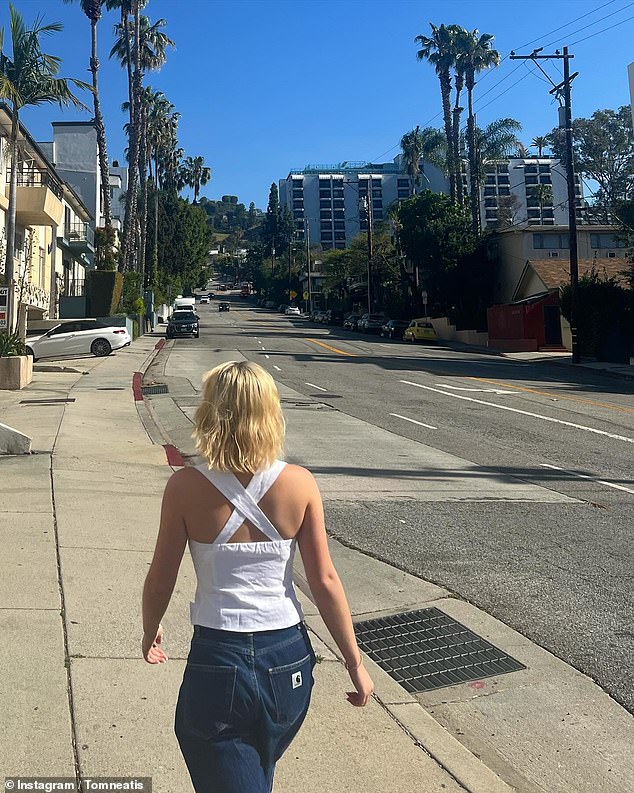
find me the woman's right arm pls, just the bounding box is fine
[296,470,374,707]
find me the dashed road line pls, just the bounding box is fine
[273,365,282,372]
[540,464,634,495]
[400,380,634,445]
[305,382,328,392]
[389,413,437,430]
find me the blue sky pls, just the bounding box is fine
[1,0,633,208]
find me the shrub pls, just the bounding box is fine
[86,270,124,317]
[0,331,26,357]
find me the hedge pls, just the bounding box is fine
[86,270,124,317]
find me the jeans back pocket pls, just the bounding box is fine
[176,663,237,741]
[268,653,314,727]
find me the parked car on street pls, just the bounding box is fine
[278,304,289,313]
[325,309,345,325]
[403,318,437,344]
[167,310,200,339]
[343,313,361,330]
[218,302,231,312]
[313,310,327,323]
[207,292,216,299]
[264,300,277,308]
[285,306,301,316]
[358,313,386,333]
[199,296,209,304]
[25,319,131,361]
[380,319,410,340]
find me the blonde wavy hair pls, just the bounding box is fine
[193,360,285,473]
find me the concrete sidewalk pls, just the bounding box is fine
[1,333,633,793]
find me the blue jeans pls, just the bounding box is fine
[175,622,316,793]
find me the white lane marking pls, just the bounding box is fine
[400,380,634,445]
[539,464,634,495]
[305,382,329,392]
[437,383,519,395]
[273,365,282,372]
[389,412,437,430]
[265,354,270,359]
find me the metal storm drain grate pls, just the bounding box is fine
[141,384,169,395]
[20,398,76,405]
[354,607,526,693]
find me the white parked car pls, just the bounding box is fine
[199,297,209,304]
[25,319,132,361]
[285,306,301,316]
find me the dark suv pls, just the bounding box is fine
[167,310,199,339]
[218,302,230,312]
[325,309,345,325]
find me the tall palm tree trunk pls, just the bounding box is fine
[137,101,147,286]
[452,77,464,205]
[439,72,456,203]
[467,87,480,235]
[4,106,20,332]
[120,1,141,272]
[90,16,112,228]
[152,150,159,287]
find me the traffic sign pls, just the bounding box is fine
[303,291,309,300]
[290,290,297,299]
[0,286,7,329]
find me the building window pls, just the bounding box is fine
[539,164,550,173]
[321,231,333,241]
[372,189,382,199]
[590,233,625,249]
[497,164,509,174]
[39,247,45,287]
[497,175,510,185]
[484,187,496,197]
[484,198,497,208]
[293,200,304,209]
[320,199,331,209]
[333,199,344,209]
[334,220,345,230]
[485,209,498,219]
[322,243,333,251]
[372,200,383,209]
[293,210,304,218]
[334,241,346,249]
[334,231,346,240]
[533,233,569,249]
[373,211,383,221]
[397,178,409,187]
[371,179,381,187]
[320,210,331,219]
[539,175,552,184]
[334,210,345,219]
[485,175,496,185]
[397,189,410,198]
[333,189,344,199]
[319,190,331,199]
[525,165,538,174]
[498,187,510,196]
[525,175,538,185]
[320,220,332,230]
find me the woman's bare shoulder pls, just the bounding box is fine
[281,463,319,490]
[162,466,205,498]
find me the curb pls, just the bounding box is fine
[163,443,185,467]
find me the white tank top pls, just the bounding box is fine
[188,459,304,631]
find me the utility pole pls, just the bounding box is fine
[510,46,580,363]
[360,194,373,313]
[288,232,293,303]
[305,217,312,314]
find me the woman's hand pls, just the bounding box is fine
[346,661,374,707]
[142,624,167,664]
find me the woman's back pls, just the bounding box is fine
[174,462,310,545]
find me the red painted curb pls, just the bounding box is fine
[132,371,143,402]
[164,444,185,467]
[155,338,166,351]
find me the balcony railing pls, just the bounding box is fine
[61,279,85,297]
[8,170,64,200]
[68,221,95,247]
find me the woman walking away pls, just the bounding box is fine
[141,360,374,793]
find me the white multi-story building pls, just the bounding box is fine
[39,121,128,247]
[279,157,446,250]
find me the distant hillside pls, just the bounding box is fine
[198,195,263,249]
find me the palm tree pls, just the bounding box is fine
[531,136,549,157]
[416,24,459,202]
[454,28,500,234]
[63,0,112,228]
[451,48,466,205]
[472,118,524,181]
[109,3,173,273]
[528,182,553,221]
[400,126,446,193]
[0,4,89,333]
[179,156,212,203]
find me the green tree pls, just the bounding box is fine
[548,106,634,222]
[0,3,89,333]
[179,155,212,203]
[471,117,523,182]
[63,0,112,228]
[397,190,475,312]
[416,24,459,202]
[528,183,554,222]
[454,27,501,233]
[264,182,281,254]
[400,126,446,193]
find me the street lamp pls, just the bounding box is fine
[359,196,372,313]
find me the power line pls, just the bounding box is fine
[366,0,632,169]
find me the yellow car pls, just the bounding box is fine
[403,318,437,344]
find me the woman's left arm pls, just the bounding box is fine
[142,471,188,663]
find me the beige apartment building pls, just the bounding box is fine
[0,103,93,334]
[492,224,629,304]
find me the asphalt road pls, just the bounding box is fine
[171,294,634,712]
